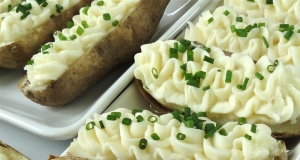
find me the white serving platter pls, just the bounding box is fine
[0,0,211,140]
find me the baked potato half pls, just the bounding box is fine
[0,0,93,69]
[134,39,300,138]
[19,0,170,106]
[0,141,29,160]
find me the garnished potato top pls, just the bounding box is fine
[134,39,300,125]
[0,0,80,47]
[67,108,285,160]
[185,6,300,67]
[0,0,23,13]
[224,0,300,25]
[24,0,140,90]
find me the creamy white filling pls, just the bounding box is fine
[0,0,80,47]
[24,0,140,90]
[0,0,23,13]
[67,108,284,160]
[134,40,300,125]
[184,5,300,67]
[224,0,300,25]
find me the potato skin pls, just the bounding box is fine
[19,0,170,106]
[0,0,93,69]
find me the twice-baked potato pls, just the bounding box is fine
[19,0,170,106]
[134,39,300,138]
[0,141,29,160]
[50,108,288,160]
[0,0,93,69]
[0,0,23,13]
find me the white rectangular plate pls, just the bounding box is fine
[0,0,210,140]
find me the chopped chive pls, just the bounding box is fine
[230,25,236,33]
[81,21,89,28]
[219,128,227,136]
[201,47,211,53]
[132,109,143,115]
[20,11,30,20]
[112,20,119,26]
[245,24,254,32]
[202,85,210,91]
[251,124,257,133]
[99,120,105,129]
[86,121,95,130]
[273,59,279,67]
[247,0,255,2]
[237,84,243,89]
[284,29,294,40]
[236,16,243,22]
[122,118,132,126]
[139,138,147,150]
[58,33,67,41]
[225,70,232,83]
[267,65,275,73]
[186,78,200,88]
[103,13,111,20]
[184,107,191,117]
[151,67,159,79]
[204,123,220,139]
[97,1,104,6]
[241,77,249,90]
[148,115,158,123]
[107,115,116,121]
[198,112,207,117]
[7,5,12,12]
[70,35,77,40]
[258,23,265,27]
[50,14,55,18]
[203,55,214,64]
[55,4,63,13]
[208,17,214,24]
[236,29,248,37]
[136,115,144,122]
[297,29,300,33]
[184,73,193,80]
[279,24,289,32]
[195,71,206,79]
[237,117,247,125]
[172,109,182,122]
[255,72,264,80]
[266,0,273,4]
[176,133,186,140]
[187,50,194,61]
[244,134,252,140]
[151,133,160,140]
[184,120,195,128]
[205,123,215,133]
[83,5,90,15]
[217,69,222,72]
[41,2,48,7]
[173,42,179,49]
[67,21,74,28]
[27,60,34,65]
[169,48,178,59]
[178,44,187,53]
[111,112,121,118]
[223,10,230,16]
[76,26,84,36]
[262,36,269,48]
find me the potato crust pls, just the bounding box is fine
[19,0,170,106]
[0,0,93,69]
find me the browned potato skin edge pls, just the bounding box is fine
[0,141,30,160]
[19,0,171,106]
[0,0,93,69]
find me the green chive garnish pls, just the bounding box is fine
[223,10,230,16]
[132,109,143,115]
[112,20,119,26]
[267,65,275,73]
[230,25,236,33]
[187,50,194,61]
[27,60,34,65]
[169,48,178,59]
[237,117,247,125]
[244,134,252,140]
[81,21,89,28]
[255,72,264,80]
[219,128,227,136]
[107,115,117,121]
[266,0,273,4]
[208,17,214,24]
[204,123,220,139]
[97,1,104,6]
[83,5,90,15]
[58,33,67,41]
[86,121,95,130]
[241,77,249,90]
[151,133,160,140]
[139,138,147,150]
[203,55,214,64]
[202,85,210,91]
[111,112,121,118]
[148,115,158,123]
[273,59,279,67]
[251,124,257,133]
[67,21,74,28]
[136,115,144,122]
[76,26,84,36]
[262,36,269,48]
[99,120,105,129]
[236,29,248,37]
[284,29,294,40]
[103,13,111,20]
[225,70,232,83]
[122,118,132,126]
[70,35,77,40]
[176,133,186,140]
[151,67,159,79]
[236,16,243,22]
[197,112,207,117]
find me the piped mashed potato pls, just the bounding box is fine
[24,0,140,90]
[0,0,23,13]
[0,0,80,47]
[184,5,300,67]
[67,108,286,160]
[134,40,300,125]
[224,0,300,25]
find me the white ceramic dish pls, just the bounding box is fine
[60,0,299,159]
[0,0,210,140]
